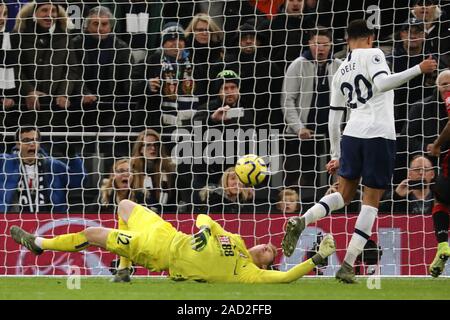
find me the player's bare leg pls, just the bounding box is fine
[336,186,384,284]
[282,177,357,257]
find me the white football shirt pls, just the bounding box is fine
[330,48,396,140]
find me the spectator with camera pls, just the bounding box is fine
[380,156,435,214]
[192,70,249,192]
[0,127,85,213]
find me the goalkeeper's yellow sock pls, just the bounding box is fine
[40,232,89,252]
[438,241,450,254]
[117,216,132,270]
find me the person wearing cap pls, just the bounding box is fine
[224,21,284,129]
[193,69,244,127]
[192,70,249,191]
[11,1,96,129]
[134,22,199,133]
[410,0,450,67]
[387,17,440,134]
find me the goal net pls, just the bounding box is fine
[1,0,449,277]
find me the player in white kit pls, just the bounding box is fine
[281,19,437,283]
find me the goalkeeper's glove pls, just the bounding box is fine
[191,226,211,251]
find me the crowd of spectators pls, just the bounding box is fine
[0,0,448,215]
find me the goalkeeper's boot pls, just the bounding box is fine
[10,226,43,256]
[281,216,306,257]
[429,242,450,278]
[311,234,336,265]
[335,261,357,284]
[111,268,131,283]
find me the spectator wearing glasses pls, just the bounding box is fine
[0,127,85,213]
[380,156,435,214]
[130,129,176,213]
[184,13,224,105]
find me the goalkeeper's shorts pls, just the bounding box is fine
[106,204,177,271]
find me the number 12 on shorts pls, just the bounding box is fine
[117,233,132,245]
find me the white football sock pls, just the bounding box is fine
[344,205,378,266]
[303,192,345,225]
[34,237,43,249]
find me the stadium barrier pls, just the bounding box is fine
[1,213,446,276]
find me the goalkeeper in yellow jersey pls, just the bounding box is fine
[10,200,335,283]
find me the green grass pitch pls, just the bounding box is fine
[0,277,449,300]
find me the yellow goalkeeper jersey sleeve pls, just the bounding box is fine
[168,215,315,283]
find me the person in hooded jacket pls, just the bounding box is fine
[280,27,342,187]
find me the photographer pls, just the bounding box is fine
[380,155,435,214]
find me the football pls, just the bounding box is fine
[234,154,268,186]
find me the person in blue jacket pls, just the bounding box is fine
[0,126,85,213]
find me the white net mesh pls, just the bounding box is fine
[1,0,449,276]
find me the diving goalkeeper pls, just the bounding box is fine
[10,200,335,283]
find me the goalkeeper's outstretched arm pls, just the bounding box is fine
[241,234,336,284]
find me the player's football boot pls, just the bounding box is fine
[111,268,131,283]
[335,261,357,284]
[429,242,450,278]
[281,216,305,257]
[10,225,43,255]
